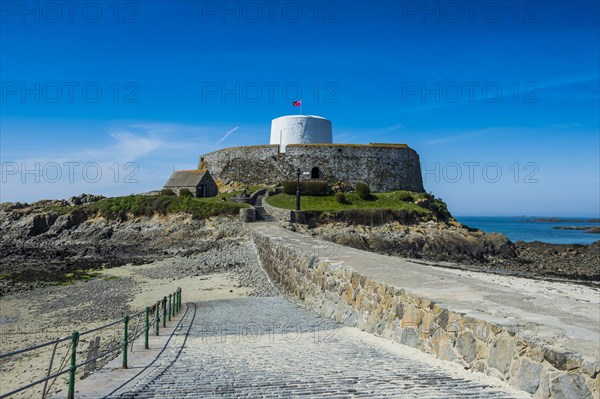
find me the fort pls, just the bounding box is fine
[197,115,425,193]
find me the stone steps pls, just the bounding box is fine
[254,195,275,222]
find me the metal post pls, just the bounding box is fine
[168,294,172,321]
[295,167,301,211]
[145,307,150,349]
[178,288,181,312]
[67,331,79,399]
[162,297,167,328]
[155,302,160,336]
[123,315,129,369]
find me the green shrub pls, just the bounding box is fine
[160,188,175,196]
[396,191,414,202]
[281,181,296,195]
[335,192,347,204]
[179,188,193,197]
[355,182,371,200]
[281,180,329,196]
[330,208,418,226]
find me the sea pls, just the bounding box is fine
[455,216,600,245]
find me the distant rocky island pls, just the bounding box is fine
[520,217,600,223]
[553,226,600,233]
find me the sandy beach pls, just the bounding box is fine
[0,241,277,398]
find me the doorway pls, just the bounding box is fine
[311,167,320,179]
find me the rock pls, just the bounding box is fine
[400,325,419,348]
[438,339,456,361]
[549,373,592,399]
[67,193,105,206]
[435,309,449,331]
[456,331,477,363]
[543,347,579,371]
[488,334,516,375]
[415,198,431,209]
[514,357,543,394]
[582,360,600,378]
[48,211,88,234]
[28,213,59,236]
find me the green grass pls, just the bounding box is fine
[57,269,103,286]
[30,190,266,221]
[266,190,431,213]
[33,194,250,220]
[3,268,105,285]
[84,195,249,220]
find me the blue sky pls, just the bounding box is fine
[1,0,598,216]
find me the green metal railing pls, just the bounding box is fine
[0,287,182,399]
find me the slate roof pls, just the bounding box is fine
[164,170,208,187]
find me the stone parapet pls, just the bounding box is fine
[251,225,600,399]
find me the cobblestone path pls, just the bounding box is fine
[111,297,529,398]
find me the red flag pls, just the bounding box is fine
[292,100,302,107]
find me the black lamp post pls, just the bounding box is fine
[295,167,301,211]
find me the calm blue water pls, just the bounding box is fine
[455,216,600,245]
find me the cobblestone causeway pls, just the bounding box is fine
[111,297,529,398]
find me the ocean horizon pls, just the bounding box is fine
[455,216,600,245]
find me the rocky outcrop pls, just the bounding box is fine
[298,221,518,265]
[0,200,247,296]
[67,193,105,206]
[514,241,600,282]
[292,221,599,284]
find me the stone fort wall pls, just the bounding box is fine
[199,143,425,192]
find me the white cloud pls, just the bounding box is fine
[381,123,404,132]
[427,128,499,145]
[1,121,255,203]
[216,126,239,145]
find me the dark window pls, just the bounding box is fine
[311,167,320,179]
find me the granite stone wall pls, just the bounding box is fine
[200,144,424,192]
[251,229,600,399]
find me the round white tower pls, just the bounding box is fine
[270,115,332,152]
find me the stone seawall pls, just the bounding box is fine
[251,226,600,399]
[200,143,424,192]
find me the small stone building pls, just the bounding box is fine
[163,170,218,197]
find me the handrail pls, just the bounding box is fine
[0,335,71,360]
[0,287,182,399]
[78,318,123,338]
[0,365,72,398]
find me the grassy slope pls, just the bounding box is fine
[265,191,432,214]
[47,194,249,220]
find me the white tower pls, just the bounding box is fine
[270,115,332,153]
